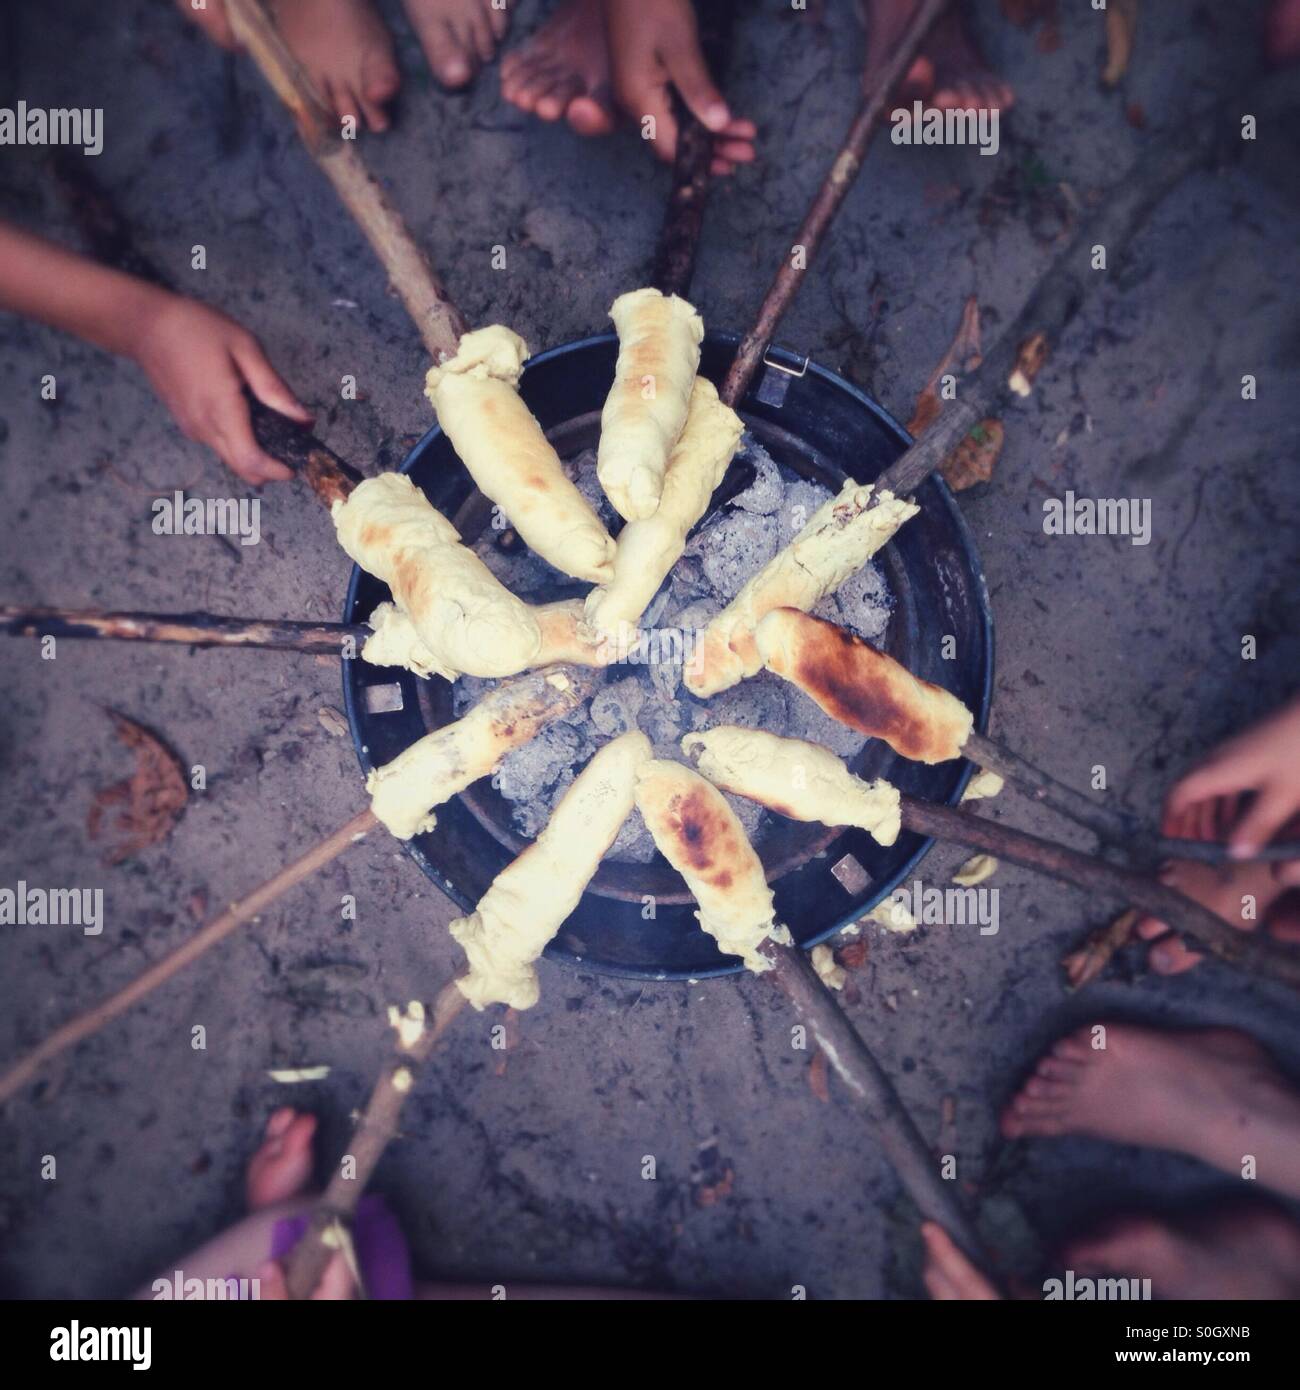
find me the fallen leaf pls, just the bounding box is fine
[1102,0,1139,87]
[88,711,188,865]
[807,1049,830,1104]
[1126,101,1146,129]
[317,706,348,737]
[1008,332,1050,396]
[838,940,869,970]
[908,296,982,437]
[187,889,208,923]
[941,418,1004,491]
[1062,907,1139,989]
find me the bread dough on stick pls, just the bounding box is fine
[585,377,743,637]
[684,479,920,698]
[424,326,615,584]
[333,472,541,679]
[597,289,704,522]
[449,731,652,1010]
[683,726,901,846]
[367,666,590,839]
[634,759,778,973]
[364,599,612,679]
[757,608,973,764]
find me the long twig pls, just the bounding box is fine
[226,0,467,362]
[764,944,998,1279]
[0,604,366,655]
[284,979,467,1299]
[0,809,377,1105]
[721,0,947,405]
[898,795,1300,990]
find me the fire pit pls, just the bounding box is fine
[344,332,993,979]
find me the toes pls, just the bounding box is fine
[566,93,616,138]
[714,137,755,165]
[413,16,474,89]
[265,1106,297,1140]
[487,0,510,42]
[536,75,583,123]
[1052,1030,1093,1063]
[505,61,561,112]
[1149,935,1203,975]
[1036,1055,1082,1082]
[1023,1076,1072,1101]
[466,6,498,66]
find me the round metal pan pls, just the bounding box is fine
[343,330,994,980]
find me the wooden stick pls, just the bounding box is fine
[961,730,1300,866]
[721,0,947,405]
[649,0,737,299]
[284,979,468,1299]
[49,150,362,507]
[0,809,377,1106]
[898,795,1300,990]
[764,943,998,1279]
[225,0,467,362]
[0,604,366,656]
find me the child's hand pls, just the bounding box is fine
[606,0,757,176]
[1163,696,1300,861]
[131,295,313,485]
[174,0,237,50]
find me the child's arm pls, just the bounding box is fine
[0,221,311,484]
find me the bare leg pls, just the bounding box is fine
[1002,1024,1300,1200]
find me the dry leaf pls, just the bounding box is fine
[807,1049,831,1104]
[317,706,348,737]
[1062,908,1140,989]
[838,940,869,970]
[88,711,188,865]
[941,418,1004,491]
[908,296,982,437]
[1102,0,1139,87]
[1008,332,1050,396]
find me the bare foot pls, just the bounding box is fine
[1062,1202,1300,1299]
[1266,0,1300,64]
[1135,856,1299,976]
[500,0,616,136]
[271,0,401,132]
[1001,1024,1300,1199]
[245,1108,318,1210]
[402,0,509,90]
[859,0,1013,110]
